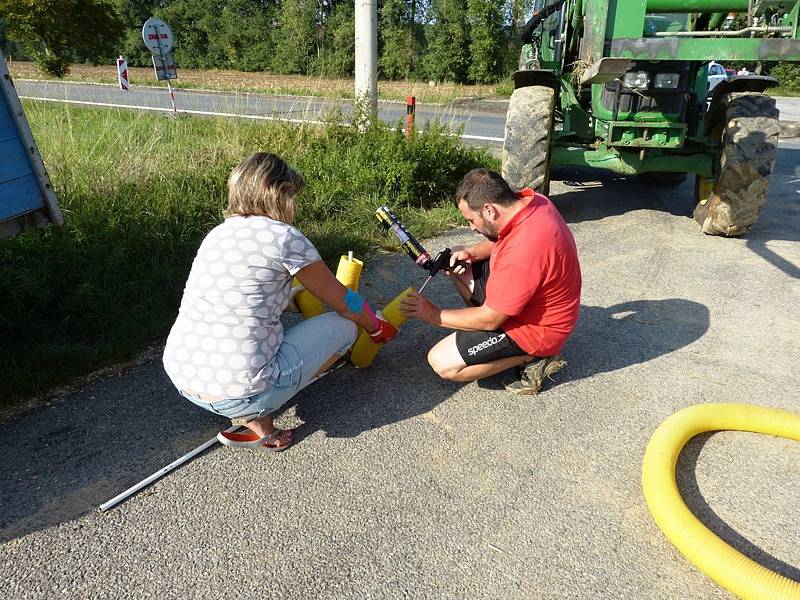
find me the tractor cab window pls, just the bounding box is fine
[644,13,688,36]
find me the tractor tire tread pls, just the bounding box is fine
[694,92,780,237]
[502,85,554,194]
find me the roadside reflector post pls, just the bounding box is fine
[116,55,129,91]
[405,96,415,142]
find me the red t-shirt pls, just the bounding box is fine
[484,189,581,356]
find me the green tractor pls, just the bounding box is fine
[503,0,800,236]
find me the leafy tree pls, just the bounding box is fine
[424,0,469,83]
[466,0,504,83]
[115,0,159,67]
[315,0,355,77]
[0,18,25,59]
[220,0,278,71]
[159,0,231,70]
[0,0,124,76]
[272,0,316,74]
[502,0,533,73]
[380,0,421,79]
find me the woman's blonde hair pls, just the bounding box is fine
[225,153,305,223]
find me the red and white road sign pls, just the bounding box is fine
[142,18,174,55]
[117,56,129,91]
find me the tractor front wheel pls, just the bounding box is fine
[693,92,780,237]
[502,85,555,195]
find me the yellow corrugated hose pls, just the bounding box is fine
[642,403,800,600]
[294,253,364,319]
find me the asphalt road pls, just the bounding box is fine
[1,135,798,597]
[12,79,800,142]
[14,80,508,142]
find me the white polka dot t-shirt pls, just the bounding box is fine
[163,215,321,399]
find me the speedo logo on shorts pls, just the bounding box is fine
[468,333,506,356]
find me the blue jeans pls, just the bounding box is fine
[180,312,357,419]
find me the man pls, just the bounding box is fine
[400,168,581,394]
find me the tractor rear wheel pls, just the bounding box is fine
[502,85,555,195]
[693,92,780,237]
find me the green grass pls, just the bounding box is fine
[770,86,800,98]
[0,102,497,406]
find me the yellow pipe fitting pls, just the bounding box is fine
[295,289,326,318]
[336,253,363,291]
[350,287,414,368]
[642,403,800,600]
[294,252,363,319]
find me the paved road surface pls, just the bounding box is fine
[14,80,507,142]
[1,136,798,598]
[13,79,800,142]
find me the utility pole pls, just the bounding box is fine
[355,0,378,116]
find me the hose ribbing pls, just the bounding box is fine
[642,403,800,600]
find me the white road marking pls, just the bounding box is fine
[19,95,506,143]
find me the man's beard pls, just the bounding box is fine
[480,223,499,242]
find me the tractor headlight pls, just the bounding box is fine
[624,71,650,90]
[654,73,680,89]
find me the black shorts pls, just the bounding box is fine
[456,260,527,366]
[468,259,490,307]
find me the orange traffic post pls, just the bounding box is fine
[405,96,415,142]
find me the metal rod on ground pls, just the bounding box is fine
[405,96,415,142]
[98,424,241,512]
[98,360,352,512]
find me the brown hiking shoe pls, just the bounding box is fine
[504,355,567,395]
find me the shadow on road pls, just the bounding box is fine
[678,433,800,582]
[477,298,710,392]
[0,291,710,545]
[550,165,695,224]
[745,147,800,279]
[550,148,800,281]
[0,362,228,545]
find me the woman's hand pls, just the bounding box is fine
[400,291,441,324]
[369,312,399,344]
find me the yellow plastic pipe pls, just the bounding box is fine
[335,252,363,291]
[350,287,414,368]
[642,403,800,600]
[294,252,364,319]
[295,288,326,318]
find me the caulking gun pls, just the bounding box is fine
[375,205,469,294]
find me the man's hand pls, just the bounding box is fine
[446,246,471,276]
[369,311,399,344]
[399,291,441,324]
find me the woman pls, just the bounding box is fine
[163,153,396,450]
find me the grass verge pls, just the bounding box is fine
[0,101,497,406]
[8,61,508,104]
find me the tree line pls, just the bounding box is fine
[0,0,534,83]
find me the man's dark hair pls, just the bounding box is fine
[454,169,518,211]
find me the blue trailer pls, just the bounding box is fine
[0,49,62,239]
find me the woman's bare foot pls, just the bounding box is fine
[243,415,293,449]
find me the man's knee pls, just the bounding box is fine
[427,338,464,381]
